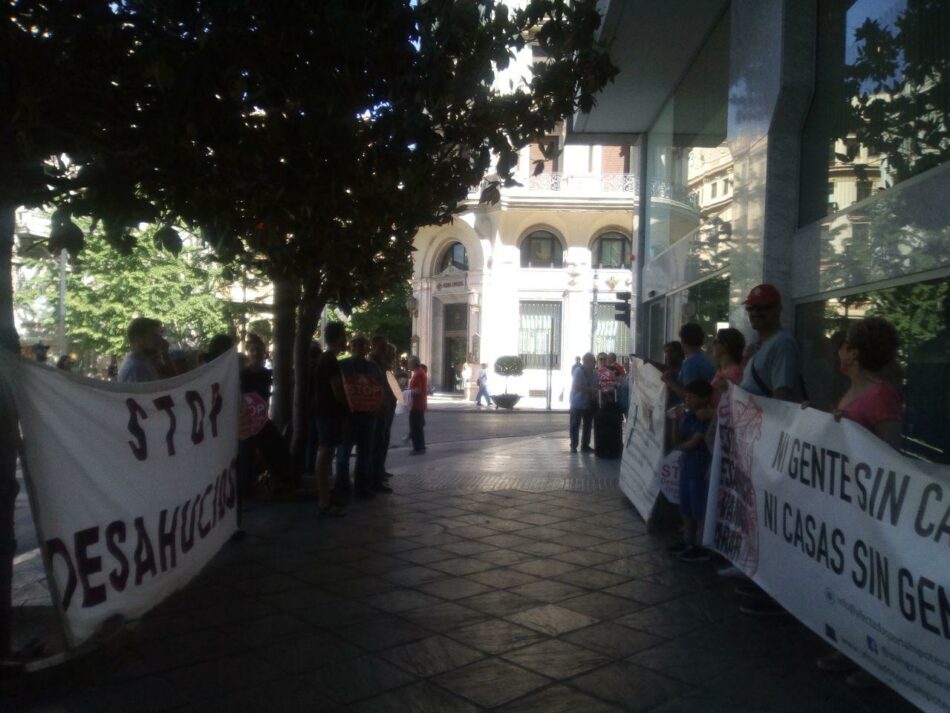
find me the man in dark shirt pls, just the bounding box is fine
[314,322,349,516]
[334,334,386,501]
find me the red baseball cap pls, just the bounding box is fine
[743,283,782,306]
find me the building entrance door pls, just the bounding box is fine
[442,303,468,392]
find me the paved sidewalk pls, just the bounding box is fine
[3,426,919,712]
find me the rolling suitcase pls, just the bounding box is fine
[594,401,624,459]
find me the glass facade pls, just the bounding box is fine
[643,12,730,262]
[800,0,950,225]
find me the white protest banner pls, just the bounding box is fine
[620,359,679,519]
[705,384,950,713]
[1,350,240,647]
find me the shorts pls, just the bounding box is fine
[678,470,708,520]
[317,417,344,449]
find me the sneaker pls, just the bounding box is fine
[570,447,578,453]
[716,564,744,578]
[409,448,426,455]
[580,446,594,453]
[678,546,711,562]
[666,539,689,554]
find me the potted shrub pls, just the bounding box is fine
[492,355,524,410]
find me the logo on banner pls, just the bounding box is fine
[713,392,764,576]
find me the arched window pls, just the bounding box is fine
[520,230,563,268]
[592,232,631,269]
[437,242,468,271]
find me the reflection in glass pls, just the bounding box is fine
[800,0,950,225]
[593,232,631,269]
[438,242,469,272]
[520,231,563,268]
[797,275,950,463]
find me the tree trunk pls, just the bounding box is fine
[290,283,323,482]
[0,205,22,657]
[270,276,298,435]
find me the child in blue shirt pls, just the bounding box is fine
[668,379,713,562]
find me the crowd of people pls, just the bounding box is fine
[108,316,430,518]
[568,351,627,453]
[650,282,902,688]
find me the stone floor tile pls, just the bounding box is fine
[428,557,496,576]
[353,681,479,713]
[572,661,691,712]
[614,605,713,640]
[469,567,540,589]
[395,547,457,565]
[439,540,498,556]
[294,598,381,629]
[443,523,498,539]
[317,574,400,598]
[557,591,645,620]
[502,639,611,678]
[494,683,624,713]
[336,615,431,651]
[381,565,449,588]
[477,533,535,549]
[257,630,363,673]
[314,545,377,563]
[364,538,426,555]
[259,586,339,613]
[564,621,666,658]
[446,618,547,655]
[400,601,490,632]
[297,655,415,705]
[604,578,683,605]
[162,653,285,700]
[507,604,598,636]
[224,613,315,648]
[350,555,411,575]
[552,566,630,591]
[550,548,618,567]
[512,541,573,557]
[507,579,587,604]
[362,588,444,613]
[627,642,746,685]
[455,589,542,616]
[510,558,579,578]
[232,573,312,596]
[473,548,535,567]
[379,634,484,677]
[433,658,550,708]
[416,576,494,601]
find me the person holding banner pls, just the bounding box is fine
[662,323,715,403]
[739,284,803,403]
[710,327,745,408]
[807,317,902,688]
[334,334,386,500]
[117,317,164,383]
[668,379,714,562]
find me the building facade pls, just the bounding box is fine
[569,0,950,462]
[410,142,649,404]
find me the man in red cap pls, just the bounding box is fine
[739,283,802,402]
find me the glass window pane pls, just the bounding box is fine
[518,301,562,368]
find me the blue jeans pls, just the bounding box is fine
[333,413,376,497]
[569,408,593,450]
[475,384,492,405]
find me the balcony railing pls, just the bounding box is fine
[475,174,698,207]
